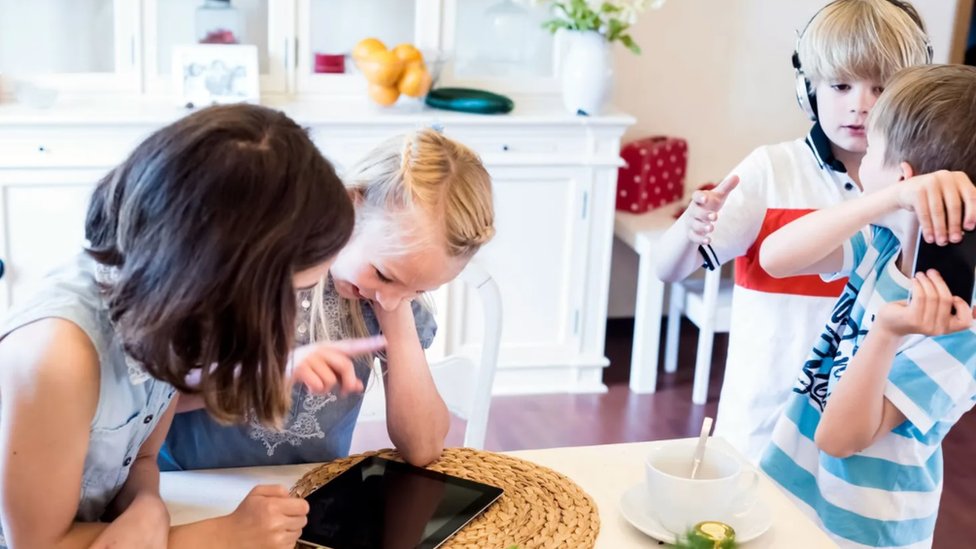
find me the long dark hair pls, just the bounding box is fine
[85,104,354,426]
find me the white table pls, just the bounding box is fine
[614,206,684,393]
[161,439,836,548]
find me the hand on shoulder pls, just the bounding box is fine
[895,170,976,246]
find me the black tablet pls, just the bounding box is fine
[912,228,976,307]
[299,456,503,549]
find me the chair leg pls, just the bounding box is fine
[664,285,683,374]
[692,320,716,405]
[629,252,665,394]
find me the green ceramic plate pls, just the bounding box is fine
[425,87,514,114]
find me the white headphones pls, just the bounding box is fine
[792,0,933,122]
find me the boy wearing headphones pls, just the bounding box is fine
[654,0,932,463]
[759,64,976,549]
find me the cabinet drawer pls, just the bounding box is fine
[443,129,588,158]
[309,126,590,169]
[0,128,150,168]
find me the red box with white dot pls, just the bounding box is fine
[615,136,687,213]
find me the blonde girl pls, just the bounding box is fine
[162,128,495,469]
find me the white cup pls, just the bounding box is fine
[644,440,758,534]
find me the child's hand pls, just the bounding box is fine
[896,170,976,245]
[222,485,309,549]
[290,336,386,395]
[684,174,739,245]
[93,493,170,549]
[876,270,974,338]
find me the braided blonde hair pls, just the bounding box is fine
[310,129,495,343]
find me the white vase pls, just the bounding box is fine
[560,30,613,116]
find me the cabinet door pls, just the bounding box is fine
[0,174,97,316]
[142,0,291,95]
[446,165,589,366]
[0,0,140,95]
[439,0,559,94]
[294,0,439,95]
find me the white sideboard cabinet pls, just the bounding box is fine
[1,0,562,99]
[0,98,633,395]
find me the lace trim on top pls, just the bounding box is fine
[246,278,347,456]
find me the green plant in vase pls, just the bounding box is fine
[538,0,666,54]
[534,0,666,115]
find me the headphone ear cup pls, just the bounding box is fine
[795,72,817,121]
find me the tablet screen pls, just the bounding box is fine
[299,456,503,549]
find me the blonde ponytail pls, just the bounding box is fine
[312,129,495,342]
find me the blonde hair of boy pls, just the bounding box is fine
[310,129,495,343]
[868,64,976,177]
[798,0,930,92]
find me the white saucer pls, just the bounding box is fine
[618,482,772,544]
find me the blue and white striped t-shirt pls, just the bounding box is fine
[761,225,976,549]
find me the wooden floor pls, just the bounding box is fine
[352,318,976,548]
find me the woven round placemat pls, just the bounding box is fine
[290,447,600,549]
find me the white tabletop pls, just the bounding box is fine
[613,203,684,254]
[160,439,835,548]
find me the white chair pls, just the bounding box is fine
[613,207,681,394]
[663,262,733,405]
[358,261,503,449]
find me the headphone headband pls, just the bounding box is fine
[792,0,933,121]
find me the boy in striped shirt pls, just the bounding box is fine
[758,65,976,548]
[654,0,932,464]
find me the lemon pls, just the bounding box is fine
[398,62,432,98]
[368,83,400,106]
[392,43,424,64]
[358,49,404,86]
[352,37,386,63]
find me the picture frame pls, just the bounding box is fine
[171,44,259,107]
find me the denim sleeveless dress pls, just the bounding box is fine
[159,279,436,470]
[0,254,175,548]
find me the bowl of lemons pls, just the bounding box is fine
[352,37,444,109]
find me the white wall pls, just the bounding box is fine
[607,0,964,318]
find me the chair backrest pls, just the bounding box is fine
[357,261,503,449]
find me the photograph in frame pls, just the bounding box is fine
[171,44,259,107]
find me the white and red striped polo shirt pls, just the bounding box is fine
[706,124,862,464]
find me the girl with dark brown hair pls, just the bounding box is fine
[161,128,496,471]
[0,104,355,549]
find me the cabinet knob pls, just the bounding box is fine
[501,144,510,152]
[38,145,47,153]
[0,258,4,280]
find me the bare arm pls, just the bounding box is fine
[376,301,449,466]
[654,213,711,283]
[91,399,177,548]
[762,170,976,278]
[814,324,907,458]
[816,271,973,458]
[655,175,739,283]
[0,319,112,548]
[168,484,309,549]
[760,186,898,279]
